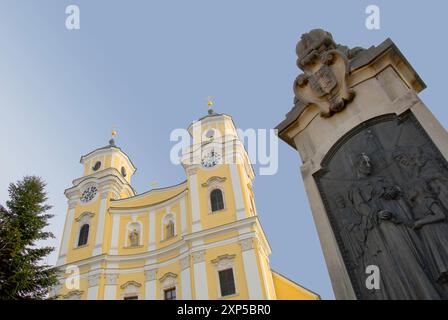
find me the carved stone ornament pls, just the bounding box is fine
[159,272,178,289]
[192,250,206,263]
[144,269,157,281]
[104,273,119,285]
[315,112,448,299]
[87,273,101,287]
[293,29,357,118]
[239,238,255,251]
[120,280,142,290]
[75,211,95,223]
[211,254,236,271]
[201,176,227,188]
[63,290,84,300]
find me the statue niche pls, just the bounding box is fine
[315,112,448,299]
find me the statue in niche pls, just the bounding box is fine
[346,153,440,299]
[129,228,139,247]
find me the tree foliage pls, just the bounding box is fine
[0,176,58,299]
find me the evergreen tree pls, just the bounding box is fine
[0,176,58,299]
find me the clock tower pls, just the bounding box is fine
[57,136,136,266]
[181,105,257,233]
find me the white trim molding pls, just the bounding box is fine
[120,281,142,300]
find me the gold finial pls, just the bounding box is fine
[109,126,117,146]
[207,96,213,109]
[207,96,214,115]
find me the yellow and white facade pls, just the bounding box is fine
[54,109,319,300]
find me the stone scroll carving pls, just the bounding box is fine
[293,29,360,118]
[314,112,448,299]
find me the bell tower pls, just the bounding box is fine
[181,100,257,233]
[57,133,136,266]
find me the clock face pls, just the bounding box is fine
[201,150,221,168]
[80,186,98,203]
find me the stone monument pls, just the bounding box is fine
[276,29,448,300]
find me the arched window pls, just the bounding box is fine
[78,224,89,246]
[210,189,224,212]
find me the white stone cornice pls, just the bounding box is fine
[67,198,79,209]
[56,217,265,270]
[67,168,135,197]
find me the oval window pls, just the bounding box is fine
[92,161,101,171]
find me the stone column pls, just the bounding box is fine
[57,199,77,266]
[87,273,101,300]
[240,238,263,300]
[148,210,156,251]
[229,163,246,220]
[188,168,202,232]
[180,255,192,300]
[276,29,448,300]
[93,191,108,256]
[144,269,157,300]
[109,214,120,255]
[192,250,208,299]
[103,273,118,300]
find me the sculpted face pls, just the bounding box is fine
[357,153,372,176]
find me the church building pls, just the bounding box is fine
[54,104,319,300]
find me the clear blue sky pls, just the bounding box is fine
[1,0,447,300]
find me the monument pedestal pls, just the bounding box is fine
[276,30,448,299]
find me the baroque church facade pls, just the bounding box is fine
[54,108,318,300]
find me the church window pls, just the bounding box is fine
[78,223,89,246]
[210,188,224,212]
[218,269,236,297]
[164,287,176,300]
